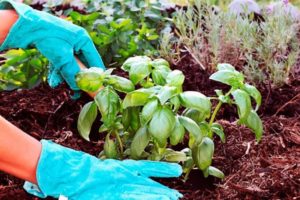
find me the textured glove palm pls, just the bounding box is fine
[24,140,183,200]
[0,0,105,91]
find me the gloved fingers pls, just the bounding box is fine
[35,38,80,91]
[47,64,64,88]
[122,160,182,178]
[60,58,81,91]
[75,33,106,70]
[120,182,182,200]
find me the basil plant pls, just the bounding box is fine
[76,57,263,180]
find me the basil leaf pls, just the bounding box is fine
[141,99,159,125]
[156,86,178,104]
[166,70,185,87]
[243,83,262,111]
[107,75,135,93]
[207,166,224,179]
[217,63,235,71]
[77,101,98,141]
[211,123,225,143]
[151,58,170,68]
[192,137,214,170]
[245,110,263,142]
[76,67,105,92]
[179,91,211,118]
[123,89,152,108]
[121,56,151,71]
[94,87,120,127]
[131,126,150,159]
[164,149,187,162]
[209,70,244,88]
[104,134,118,159]
[232,89,251,123]
[178,116,203,144]
[149,107,176,147]
[170,116,185,145]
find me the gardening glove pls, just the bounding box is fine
[23,140,183,200]
[0,0,105,92]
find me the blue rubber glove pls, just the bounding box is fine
[23,140,183,200]
[0,0,105,91]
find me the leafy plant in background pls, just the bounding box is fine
[76,56,263,180]
[0,49,48,90]
[68,0,168,66]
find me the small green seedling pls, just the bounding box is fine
[76,57,263,180]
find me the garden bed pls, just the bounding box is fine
[0,57,299,199]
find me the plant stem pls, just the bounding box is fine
[184,164,195,181]
[115,131,124,158]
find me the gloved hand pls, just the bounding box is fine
[23,140,183,200]
[0,0,105,92]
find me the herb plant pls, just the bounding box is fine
[76,56,263,179]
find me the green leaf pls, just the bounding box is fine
[245,110,263,142]
[182,108,206,123]
[170,96,181,111]
[107,75,135,93]
[170,116,185,145]
[151,58,170,68]
[156,86,178,104]
[123,89,152,108]
[232,89,251,123]
[131,126,150,159]
[207,166,224,179]
[178,116,203,144]
[77,102,97,141]
[76,67,105,92]
[211,123,225,143]
[209,70,244,88]
[166,70,185,87]
[149,107,176,147]
[152,69,167,85]
[217,63,235,71]
[122,107,140,132]
[94,87,120,127]
[121,56,151,72]
[104,134,118,159]
[192,137,214,170]
[129,61,152,85]
[243,83,262,111]
[164,149,187,162]
[179,91,211,118]
[141,99,159,125]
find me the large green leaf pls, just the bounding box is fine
[149,107,176,147]
[140,99,159,125]
[232,89,251,123]
[121,56,151,71]
[166,70,185,87]
[76,67,105,92]
[243,83,262,111]
[179,91,211,118]
[77,101,98,141]
[192,137,214,170]
[209,70,244,88]
[122,107,140,132]
[182,108,206,123]
[170,116,185,145]
[129,62,152,85]
[151,58,170,68]
[123,89,152,108]
[245,110,263,142]
[178,116,203,144]
[104,134,118,159]
[94,87,120,127]
[156,86,178,104]
[107,75,135,93]
[152,69,167,85]
[130,126,150,159]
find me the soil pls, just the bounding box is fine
[0,55,299,200]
